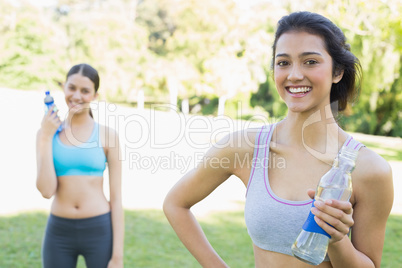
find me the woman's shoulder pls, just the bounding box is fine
[200,126,271,177]
[217,124,271,152]
[96,123,118,135]
[351,143,393,222]
[96,123,119,149]
[204,125,269,162]
[353,146,392,184]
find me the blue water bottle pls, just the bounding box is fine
[44,91,62,133]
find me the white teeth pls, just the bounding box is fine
[288,87,311,93]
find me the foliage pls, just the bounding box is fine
[0,0,400,136]
[250,73,287,117]
[327,0,402,136]
[0,3,66,90]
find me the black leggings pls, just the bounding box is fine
[42,212,113,268]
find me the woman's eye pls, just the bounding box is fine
[277,61,289,66]
[305,60,317,65]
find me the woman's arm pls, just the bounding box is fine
[163,130,255,267]
[36,109,61,199]
[312,148,393,268]
[105,127,124,267]
[164,165,231,267]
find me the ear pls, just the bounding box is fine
[332,69,344,84]
[94,92,99,100]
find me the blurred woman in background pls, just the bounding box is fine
[36,63,124,268]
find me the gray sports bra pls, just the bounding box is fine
[244,123,364,260]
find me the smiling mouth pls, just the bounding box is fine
[69,103,84,109]
[286,87,312,94]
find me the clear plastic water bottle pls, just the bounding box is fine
[44,90,62,133]
[291,146,358,265]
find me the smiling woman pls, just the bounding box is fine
[273,32,343,113]
[271,12,361,113]
[64,64,100,119]
[36,63,124,268]
[163,11,393,268]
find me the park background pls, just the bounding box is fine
[0,0,401,267]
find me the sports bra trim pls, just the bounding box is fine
[55,123,100,149]
[247,124,363,206]
[245,125,267,196]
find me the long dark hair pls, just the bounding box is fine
[271,11,362,111]
[66,63,100,117]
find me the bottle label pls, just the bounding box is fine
[302,199,331,239]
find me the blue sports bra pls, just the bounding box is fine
[244,124,364,260]
[52,122,106,177]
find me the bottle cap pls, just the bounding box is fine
[44,90,54,104]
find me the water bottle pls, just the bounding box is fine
[291,146,358,265]
[44,90,62,132]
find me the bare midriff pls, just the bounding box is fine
[51,176,110,219]
[253,244,333,268]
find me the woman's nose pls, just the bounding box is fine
[287,65,304,81]
[72,90,81,99]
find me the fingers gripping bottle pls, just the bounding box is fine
[44,91,62,133]
[291,146,359,265]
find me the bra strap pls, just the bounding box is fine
[345,136,365,151]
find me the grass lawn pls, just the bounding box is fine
[0,209,401,267]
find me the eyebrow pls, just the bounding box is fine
[68,83,91,91]
[275,52,323,58]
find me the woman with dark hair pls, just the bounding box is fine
[164,12,393,267]
[36,64,124,268]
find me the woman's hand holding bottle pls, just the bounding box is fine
[41,105,61,137]
[307,189,355,244]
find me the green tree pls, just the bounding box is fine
[327,0,402,136]
[0,0,400,136]
[0,2,66,90]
